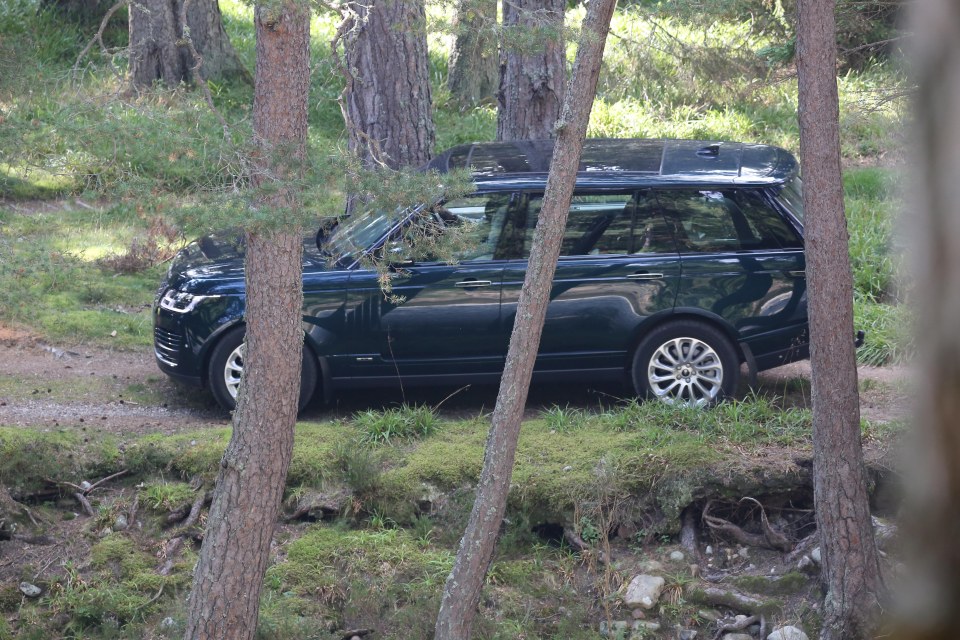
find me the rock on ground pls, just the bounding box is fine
[623,574,665,610]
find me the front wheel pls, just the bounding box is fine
[207,327,318,413]
[631,320,739,407]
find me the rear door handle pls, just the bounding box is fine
[785,270,805,278]
[454,280,493,288]
[626,272,664,280]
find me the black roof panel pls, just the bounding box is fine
[425,138,797,186]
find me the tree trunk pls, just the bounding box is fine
[893,2,960,638]
[447,0,498,108]
[795,0,884,638]
[433,1,617,638]
[496,0,566,141]
[181,1,309,638]
[129,0,247,88]
[343,0,435,169]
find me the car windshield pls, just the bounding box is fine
[322,208,411,264]
[775,176,804,225]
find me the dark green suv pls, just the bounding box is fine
[154,139,808,410]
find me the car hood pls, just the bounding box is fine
[164,229,327,296]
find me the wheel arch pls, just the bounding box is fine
[626,308,745,371]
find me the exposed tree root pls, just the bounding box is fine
[157,489,207,575]
[702,498,793,553]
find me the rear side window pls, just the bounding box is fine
[501,192,677,258]
[655,189,796,253]
[437,193,513,261]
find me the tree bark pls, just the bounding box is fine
[496,0,566,141]
[433,1,617,638]
[129,0,248,88]
[343,0,435,169]
[181,1,309,638]
[447,0,498,107]
[796,0,884,638]
[892,2,960,638]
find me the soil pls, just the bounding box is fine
[0,323,913,435]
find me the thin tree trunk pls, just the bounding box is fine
[893,2,960,637]
[129,0,247,88]
[343,0,435,169]
[496,0,566,141]
[434,1,617,638]
[181,1,309,638]
[796,0,884,637]
[447,0,498,107]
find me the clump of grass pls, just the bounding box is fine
[541,404,590,432]
[140,480,197,512]
[355,404,439,444]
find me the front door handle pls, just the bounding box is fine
[785,270,805,278]
[626,272,664,280]
[454,280,493,288]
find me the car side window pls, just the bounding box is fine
[435,193,513,261]
[655,189,784,253]
[501,192,676,258]
[730,190,803,249]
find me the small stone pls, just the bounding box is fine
[723,634,754,640]
[689,563,700,577]
[738,546,749,559]
[705,545,714,556]
[99,527,113,538]
[810,547,822,565]
[669,550,685,562]
[698,609,720,622]
[632,620,661,632]
[80,480,92,491]
[631,608,646,619]
[563,465,573,472]
[114,514,129,531]
[798,555,815,572]
[160,617,176,629]
[679,630,698,640]
[19,582,41,598]
[623,574,666,610]
[767,626,810,640]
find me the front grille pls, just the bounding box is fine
[154,326,183,367]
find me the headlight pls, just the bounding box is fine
[159,289,220,314]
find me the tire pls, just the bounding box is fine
[207,327,318,413]
[631,320,739,407]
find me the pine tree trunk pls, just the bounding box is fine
[447,0,498,107]
[181,1,309,638]
[895,2,960,637]
[796,0,884,637]
[434,1,617,638]
[343,0,435,169]
[129,0,247,88]
[496,0,566,141]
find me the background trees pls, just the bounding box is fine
[447,0,498,107]
[129,0,248,88]
[342,0,435,169]
[496,0,566,140]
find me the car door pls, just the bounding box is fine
[338,193,512,382]
[500,190,682,375]
[659,188,807,361]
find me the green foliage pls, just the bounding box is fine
[140,481,197,512]
[541,405,589,432]
[354,404,439,445]
[0,427,121,495]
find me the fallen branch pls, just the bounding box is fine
[688,586,766,614]
[562,526,607,564]
[73,492,95,518]
[702,499,792,553]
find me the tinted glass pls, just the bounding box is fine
[504,192,676,258]
[730,190,803,249]
[775,176,805,224]
[656,189,788,253]
[439,193,512,261]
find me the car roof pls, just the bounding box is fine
[425,138,798,189]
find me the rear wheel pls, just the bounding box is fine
[631,320,739,407]
[207,327,318,413]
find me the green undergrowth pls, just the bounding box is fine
[0,398,905,639]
